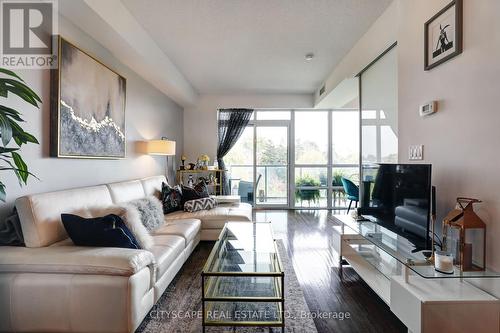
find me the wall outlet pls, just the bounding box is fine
[409,145,424,160]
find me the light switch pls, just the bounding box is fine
[409,145,424,160]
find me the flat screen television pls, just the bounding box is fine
[359,163,432,250]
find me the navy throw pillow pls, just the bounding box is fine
[61,213,140,249]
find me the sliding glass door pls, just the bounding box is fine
[225,112,290,208]
[359,44,398,205]
[294,111,329,208]
[255,124,289,207]
[331,110,359,209]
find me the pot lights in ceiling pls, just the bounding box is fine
[305,53,314,61]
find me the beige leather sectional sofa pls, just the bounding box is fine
[0,175,252,333]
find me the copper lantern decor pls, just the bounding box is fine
[442,198,486,272]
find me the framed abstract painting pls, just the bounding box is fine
[51,36,126,159]
[424,0,463,71]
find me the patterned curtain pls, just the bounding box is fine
[217,109,254,195]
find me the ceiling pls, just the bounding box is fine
[122,0,392,94]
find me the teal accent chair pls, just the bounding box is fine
[341,177,359,213]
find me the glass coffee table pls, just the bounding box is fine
[201,221,285,332]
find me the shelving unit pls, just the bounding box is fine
[176,169,225,195]
[332,215,500,333]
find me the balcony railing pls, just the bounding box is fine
[228,164,287,205]
[227,164,358,209]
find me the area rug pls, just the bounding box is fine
[136,240,318,333]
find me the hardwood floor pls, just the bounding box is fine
[253,209,407,333]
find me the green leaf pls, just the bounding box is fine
[0,166,38,185]
[0,84,7,98]
[0,182,5,202]
[11,151,28,184]
[2,79,41,107]
[0,105,25,122]
[3,78,40,101]
[6,119,38,146]
[0,68,24,82]
[5,86,37,107]
[0,68,40,195]
[22,131,38,144]
[0,147,19,153]
[0,157,24,186]
[0,113,13,146]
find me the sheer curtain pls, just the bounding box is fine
[217,109,254,194]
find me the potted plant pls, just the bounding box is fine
[0,68,40,202]
[295,176,320,206]
[332,169,345,187]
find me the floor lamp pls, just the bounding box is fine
[142,138,176,183]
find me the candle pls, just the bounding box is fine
[435,251,454,274]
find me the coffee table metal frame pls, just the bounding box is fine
[201,221,285,332]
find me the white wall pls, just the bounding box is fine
[398,0,500,271]
[314,0,399,106]
[0,15,183,219]
[183,93,313,162]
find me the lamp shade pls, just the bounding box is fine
[142,140,176,155]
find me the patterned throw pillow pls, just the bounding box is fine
[181,181,209,207]
[161,182,183,214]
[183,197,217,212]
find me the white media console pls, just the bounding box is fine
[332,215,500,333]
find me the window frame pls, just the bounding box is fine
[221,108,360,210]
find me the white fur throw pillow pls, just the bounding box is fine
[126,196,164,232]
[88,205,155,251]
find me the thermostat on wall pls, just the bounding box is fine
[420,101,437,117]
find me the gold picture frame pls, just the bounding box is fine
[50,35,127,159]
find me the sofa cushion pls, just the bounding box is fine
[153,219,201,246]
[0,245,155,276]
[164,203,252,229]
[150,235,184,280]
[61,213,140,249]
[15,185,113,248]
[107,180,146,204]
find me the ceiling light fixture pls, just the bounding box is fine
[305,53,314,61]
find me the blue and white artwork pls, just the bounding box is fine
[52,37,126,158]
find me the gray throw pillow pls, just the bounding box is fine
[127,196,164,232]
[184,197,217,212]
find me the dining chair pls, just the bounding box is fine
[341,177,359,214]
